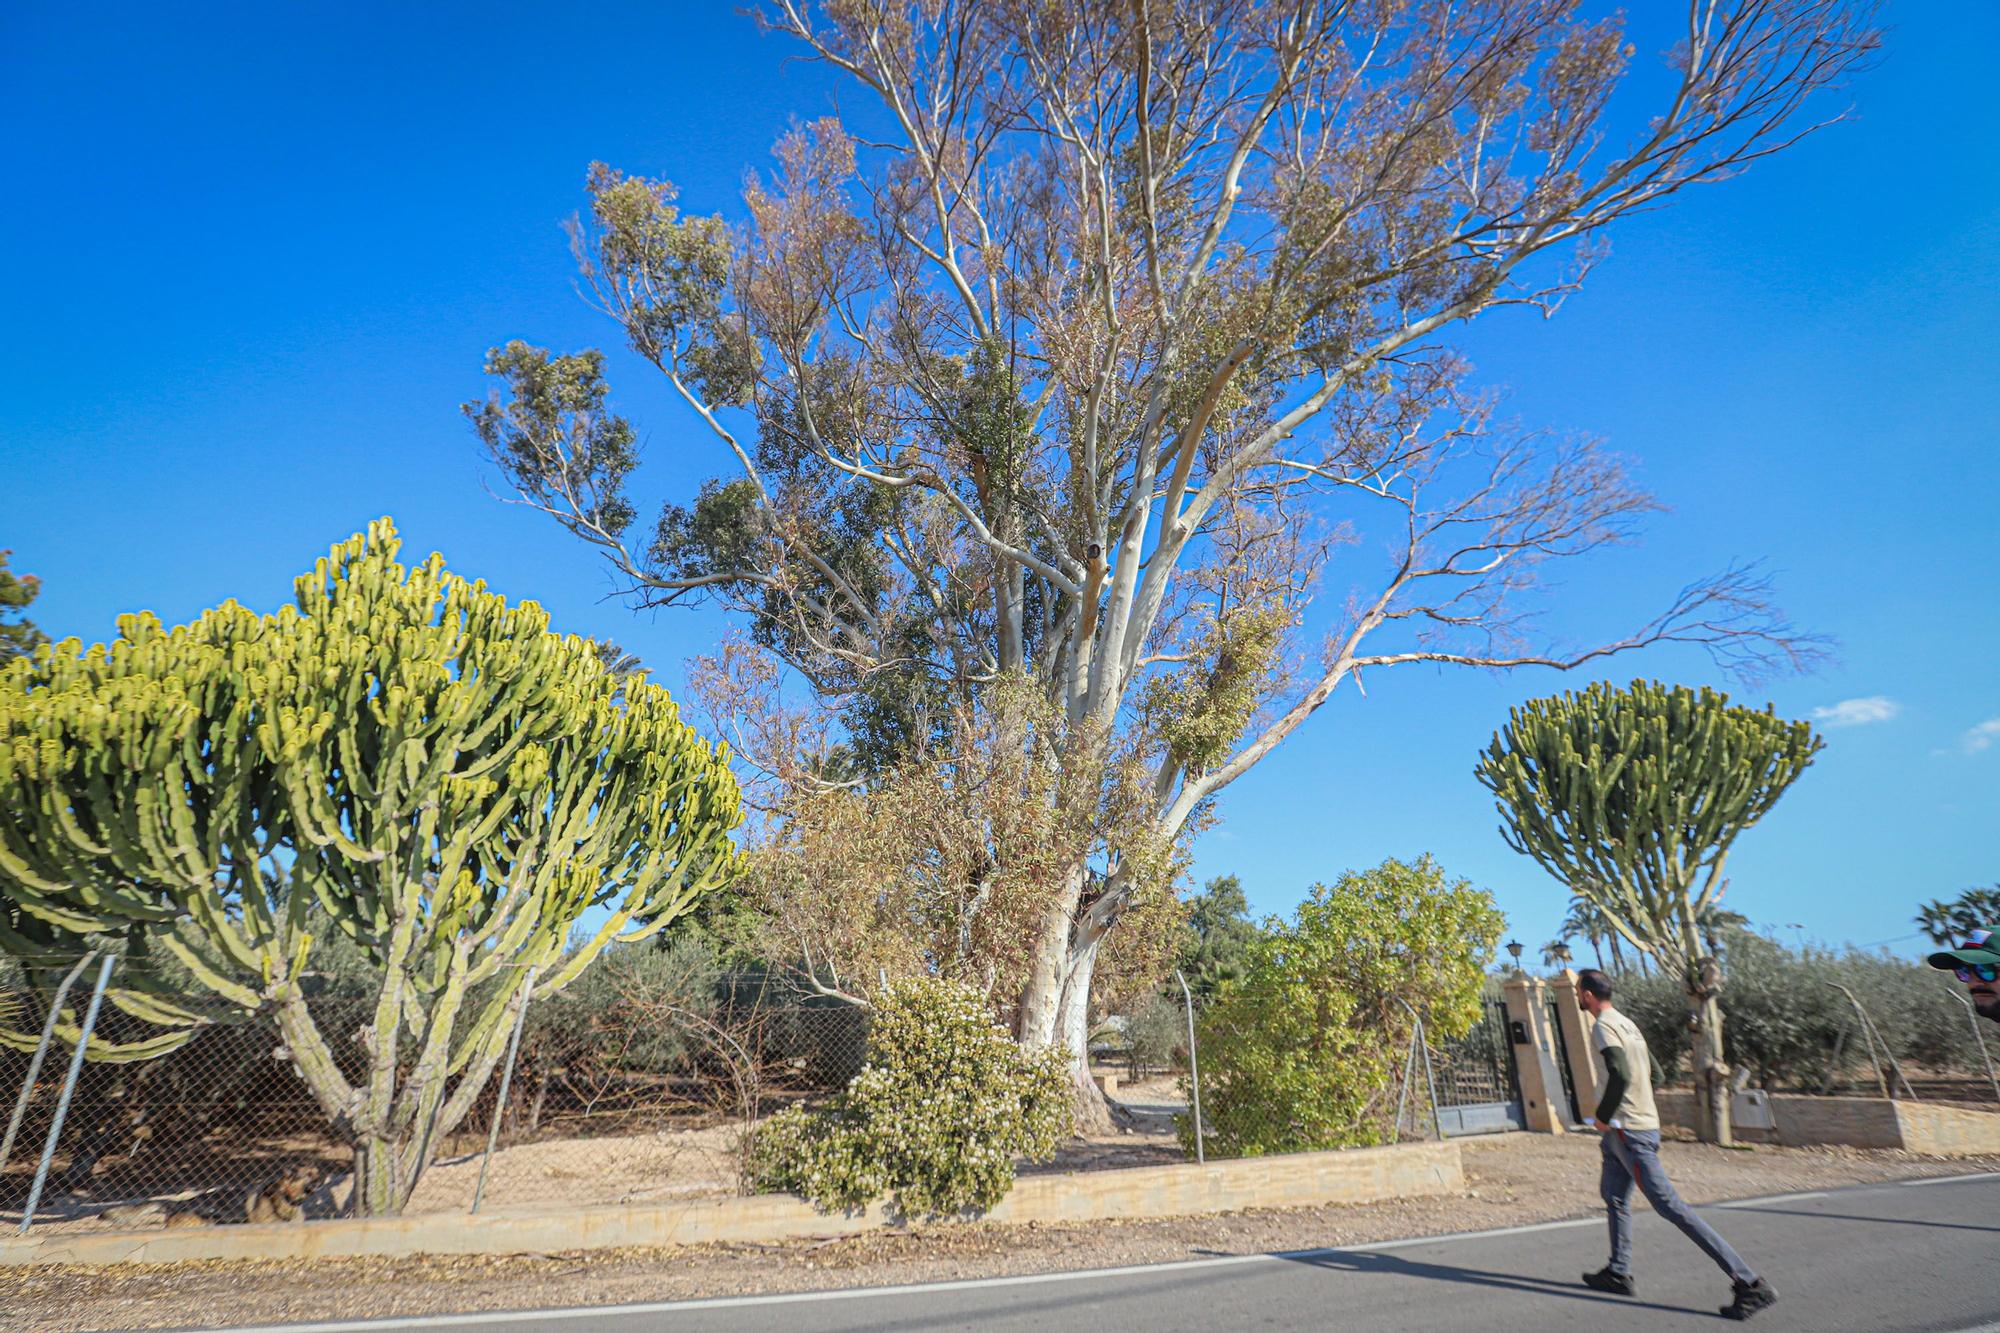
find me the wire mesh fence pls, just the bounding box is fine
[9,959,2000,1236]
[0,962,871,1234]
[1094,988,1519,1158]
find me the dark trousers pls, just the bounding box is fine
[1601,1128,1757,1285]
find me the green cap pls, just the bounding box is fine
[1926,927,2000,971]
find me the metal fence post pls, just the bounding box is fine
[19,953,115,1233]
[471,966,537,1215]
[1392,997,1443,1141]
[0,951,97,1179]
[1174,969,1203,1165]
[1822,980,1917,1101]
[1944,987,2000,1105]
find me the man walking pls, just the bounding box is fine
[1574,968,1778,1320]
[1926,928,2000,1022]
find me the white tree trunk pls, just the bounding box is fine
[1055,935,1115,1135]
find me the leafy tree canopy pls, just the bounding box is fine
[1176,873,1264,996]
[0,549,47,663]
[1185,855,1503,1157]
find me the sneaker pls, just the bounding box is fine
[1721,1278,1779,1321]
[1582,1266,1636,1297]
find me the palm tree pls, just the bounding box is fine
[1916,887,2000,946]
[1696,901,1749,961]
[1561,899,1606,970]
[1563,895,1647,973]
[591,640,649,703]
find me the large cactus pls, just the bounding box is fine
[1474,680,1820,1144]
[0,520,741,1214]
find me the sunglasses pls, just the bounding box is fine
[1956,964,2000,984]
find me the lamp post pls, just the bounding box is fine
[1506,939,1524,976]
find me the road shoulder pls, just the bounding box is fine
[10,1134,1998,1333]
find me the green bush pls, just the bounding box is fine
[1185,855,1504,1157]
[1614,929,1981,1090]
[747,978,1072,1217]
[1124,992,1188,1075]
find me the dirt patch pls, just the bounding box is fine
[4,1121,752,1235]
[6,1132,1995,1332]
[12,1084,1190,1233]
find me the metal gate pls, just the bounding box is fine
[1547,999,1584,1124]
[1430,998,1526,1136]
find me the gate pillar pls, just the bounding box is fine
[1548,969,1600,1122]
[1501,974,1568,1134]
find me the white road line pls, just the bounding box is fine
[203,1171,2000,1333]
[1716,1190,1830,1209]
[208,1220,1606,1333]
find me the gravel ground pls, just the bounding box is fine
[6,1133,1996,1333]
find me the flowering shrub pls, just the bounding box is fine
[748,978,1072,1216]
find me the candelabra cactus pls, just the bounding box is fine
[0,520,742,1214]
[1474,680,1821,1145]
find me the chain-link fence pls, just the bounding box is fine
[1094,986,1515,1160]
[0,961,869,1235]
[1104,972,2000,1160]
[11,958,2000,1237]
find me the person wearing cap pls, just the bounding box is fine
[1925,928,2000,1022]
[1573,968,1778,1321]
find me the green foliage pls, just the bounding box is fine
[1613,930,1978,1089]
[1124,991,1189,1072]
[1185,856,1504,1157]
[1476,680,1822,964]
[1176,874,1263,995]
[0,520,743,1214]
[575,162,738,382]
[0,549,46,664]
[520,934,725,1078]
[1142,601,1291,776]
[748,978,1071,1217]
[465,342,640,536]
[1917,886,2000,947]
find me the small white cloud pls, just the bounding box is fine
[1963,718,2000,755]
[1811,696,1901,728]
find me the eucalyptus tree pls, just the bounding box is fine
[469,1,1868,1113]
[0,549,46,663]
[1475,679,1822,1143]
[0,522,742,1214]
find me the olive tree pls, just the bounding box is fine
[470,1,1868,1120]
[1474,679,1821,1143]
[0,521,742,1214]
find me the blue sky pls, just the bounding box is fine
[3,3,1995,961]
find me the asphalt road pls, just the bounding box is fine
[204,1173,2000,1333]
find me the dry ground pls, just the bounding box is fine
[11,1070,1185,1234]
[6,1132,1997,1333]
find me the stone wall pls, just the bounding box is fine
[0,1139,1467,1268]
[1655,1090,2000,1155]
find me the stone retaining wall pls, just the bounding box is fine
[1655,1090,2000,1155]
[0,1139,1465,1268]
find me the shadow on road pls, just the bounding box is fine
[1720,1205,2000,1235]
[1280,1249,1713,1320]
